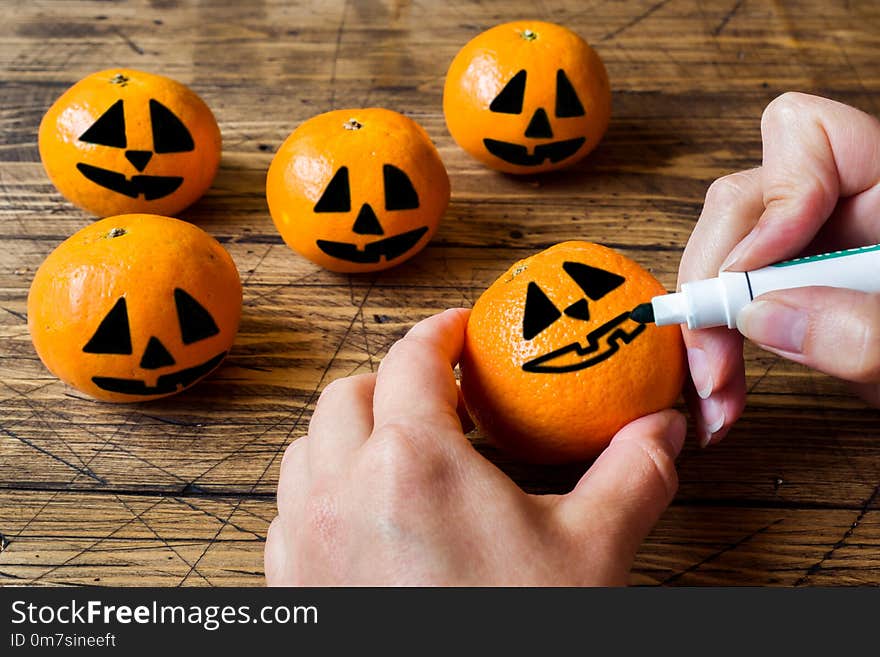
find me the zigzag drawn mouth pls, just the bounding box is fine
[521,312,646,374]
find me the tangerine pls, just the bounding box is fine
[39,69,221,217]
[443,21,611,174]
[266,108,450,273]
[27,214,241,403]
[460,241,685,463]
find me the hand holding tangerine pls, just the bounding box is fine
[267,309,687,585]
[460,241,685,463]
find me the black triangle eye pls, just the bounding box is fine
[564,298,590,321]
[523,282,561,340]
[79,100,127,148]
[150,99,195,153]
[314,166,351,213]
[383,164,419,210]
[563,261,625,300]
[490,70,526,114]
[174,288,219,345]
[555,70,585,118]
[83,298,132,354]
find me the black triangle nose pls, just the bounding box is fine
[140,336,176,370]
[125,150,153,172]
[352,203,384,235]
[525,108,554,139]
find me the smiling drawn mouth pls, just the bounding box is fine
[316,226,429,264]
[483,137,586,167]
[522,312,646,374]
[92,351,226,396]
[77,163,183,200]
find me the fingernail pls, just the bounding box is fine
[699,396,725,448]
[720,228,759,272]
[686,347,714,399]
[737,300,808,354]
[663,413,687,456]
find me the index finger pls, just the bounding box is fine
[723,92,880,272]
[372,308,471,435]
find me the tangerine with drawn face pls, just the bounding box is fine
[39,69,222,217]
[27,214,242,402]
[460,241,685,463]
[266,108,450,273]
[444,21,611,174]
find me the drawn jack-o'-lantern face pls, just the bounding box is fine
[83,289,228,397]
[39,69,222,217]
[520,260,647,373]
[459,241,686,463]
[267,108,450,273]
[444,21,611,174]
[28,214,242,403]
[309,163,428,265]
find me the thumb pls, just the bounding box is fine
[557,410,686,562]
[736,287,880,383]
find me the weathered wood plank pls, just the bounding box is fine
[3,490,878,586]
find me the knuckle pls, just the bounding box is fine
[367,422,430,472]
[382,335,430,368]
[850,297,880,383]
[762,91,811,127]
[316,377,349,405]
[619,438,679,502]
[361,422,449,509]
[279,437,305,474]
[265,516,282,548]
[704,172,752,208]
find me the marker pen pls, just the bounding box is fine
[631,243,880,329]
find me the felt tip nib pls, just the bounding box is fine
[630,302,655,324]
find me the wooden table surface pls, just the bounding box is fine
[2,0,879,587]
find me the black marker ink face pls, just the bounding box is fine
[483,68,589,167]
[520,261,649,374]
[84,289,225,396]
[76,99,195,200]
[311,164,428,264]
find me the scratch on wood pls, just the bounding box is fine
[327,0,349,110]
[0,570,24,580]
[112,26,144,55]
[600,0,671,41]
[747,357,778,394]
[0,531,9,551]
[1,425,105,484]
[141,414,203,427]
[171,496,264,541]
[2,307,26,322]
[26,497,167,585]
[795,481,880,586]
[662,517,784,584]
[115,495,212,586]
[712,0,746,36]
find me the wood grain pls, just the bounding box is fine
[1,0,879,586]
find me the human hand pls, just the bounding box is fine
[265,308,686,586]
[679,92,880,447]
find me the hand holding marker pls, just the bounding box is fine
[632,244,880,330]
